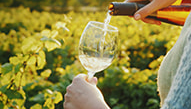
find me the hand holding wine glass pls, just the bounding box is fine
[64,20,117,109]
[64,74,110,109]
[78,21,118,80]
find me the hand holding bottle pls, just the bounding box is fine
[64,74,110,109]
[125,0,177,25]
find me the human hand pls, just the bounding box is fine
[64,74,110,109]
[125,0,177,25]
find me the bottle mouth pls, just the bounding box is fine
[109,3,114,10]
[108,3,114,15]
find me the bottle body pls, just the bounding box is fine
[109,2,191,26]
[154,5,191,26]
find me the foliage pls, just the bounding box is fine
[0,0,123,11]
[0,7,182,109]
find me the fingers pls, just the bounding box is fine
[64,93,71,107]
[142,17,161,25]
[74,73,87,81]
[64,74,87,109]
[63,101,75,109]
[72,74,88,85]
[73,74,98,86]
[64,74,101,109]
[64,87,75,109]
[64,74,99,109]
[64,84,73,103]
[132,0,177,25]
[134,1,159,20]
[134,0,177,20]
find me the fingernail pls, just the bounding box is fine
[134,14,141,20]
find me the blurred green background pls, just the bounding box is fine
[0,0,123,12]
[0,0,182,109]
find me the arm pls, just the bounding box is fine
[125,0,177,25]
[64,74,110,109]
[161,31,191,108]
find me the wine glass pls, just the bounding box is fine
[78,21,118,80]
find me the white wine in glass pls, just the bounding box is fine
[78,21,118,80]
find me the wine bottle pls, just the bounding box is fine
[109,2,191,26]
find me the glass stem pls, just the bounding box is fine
[88,71,95,81]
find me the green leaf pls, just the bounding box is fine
[41,36,61,47]
[0,84,8,93]
[27,56,36,65]
[50,39,61,46]
[53,91,63,104]
[110,98,119,106]
[37,51,46,69]
[41,29,58,38]
[0,101,4,109]
[23,82,34,90]
[41,69,51,78]
[21,37,36,54]
[1,63,13,75]
[5,89,23,99]
[21,37,43,54]
[146,98,159,106]
[41,29,51,38]
[12,101,17,107]
[42,106,49,109]
[9,54,29,65]
[9,56,20,65]
[30,104,42,109]
[50,30,58,38]
[14,63,22,74]
[44,41,60,52]
[56,22,66,29]
[43,98,51,107]
[40,36,49,41]
[29,93,44,103]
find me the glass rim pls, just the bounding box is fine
[88,21,118,32]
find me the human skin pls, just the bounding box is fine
[63,74,110,109]
[64,0,178,108]
[126,0,177,25]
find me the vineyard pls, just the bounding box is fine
[0,6,182,109]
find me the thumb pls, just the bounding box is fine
[88,77,98,86]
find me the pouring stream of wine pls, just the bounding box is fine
[88,12,112,80]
